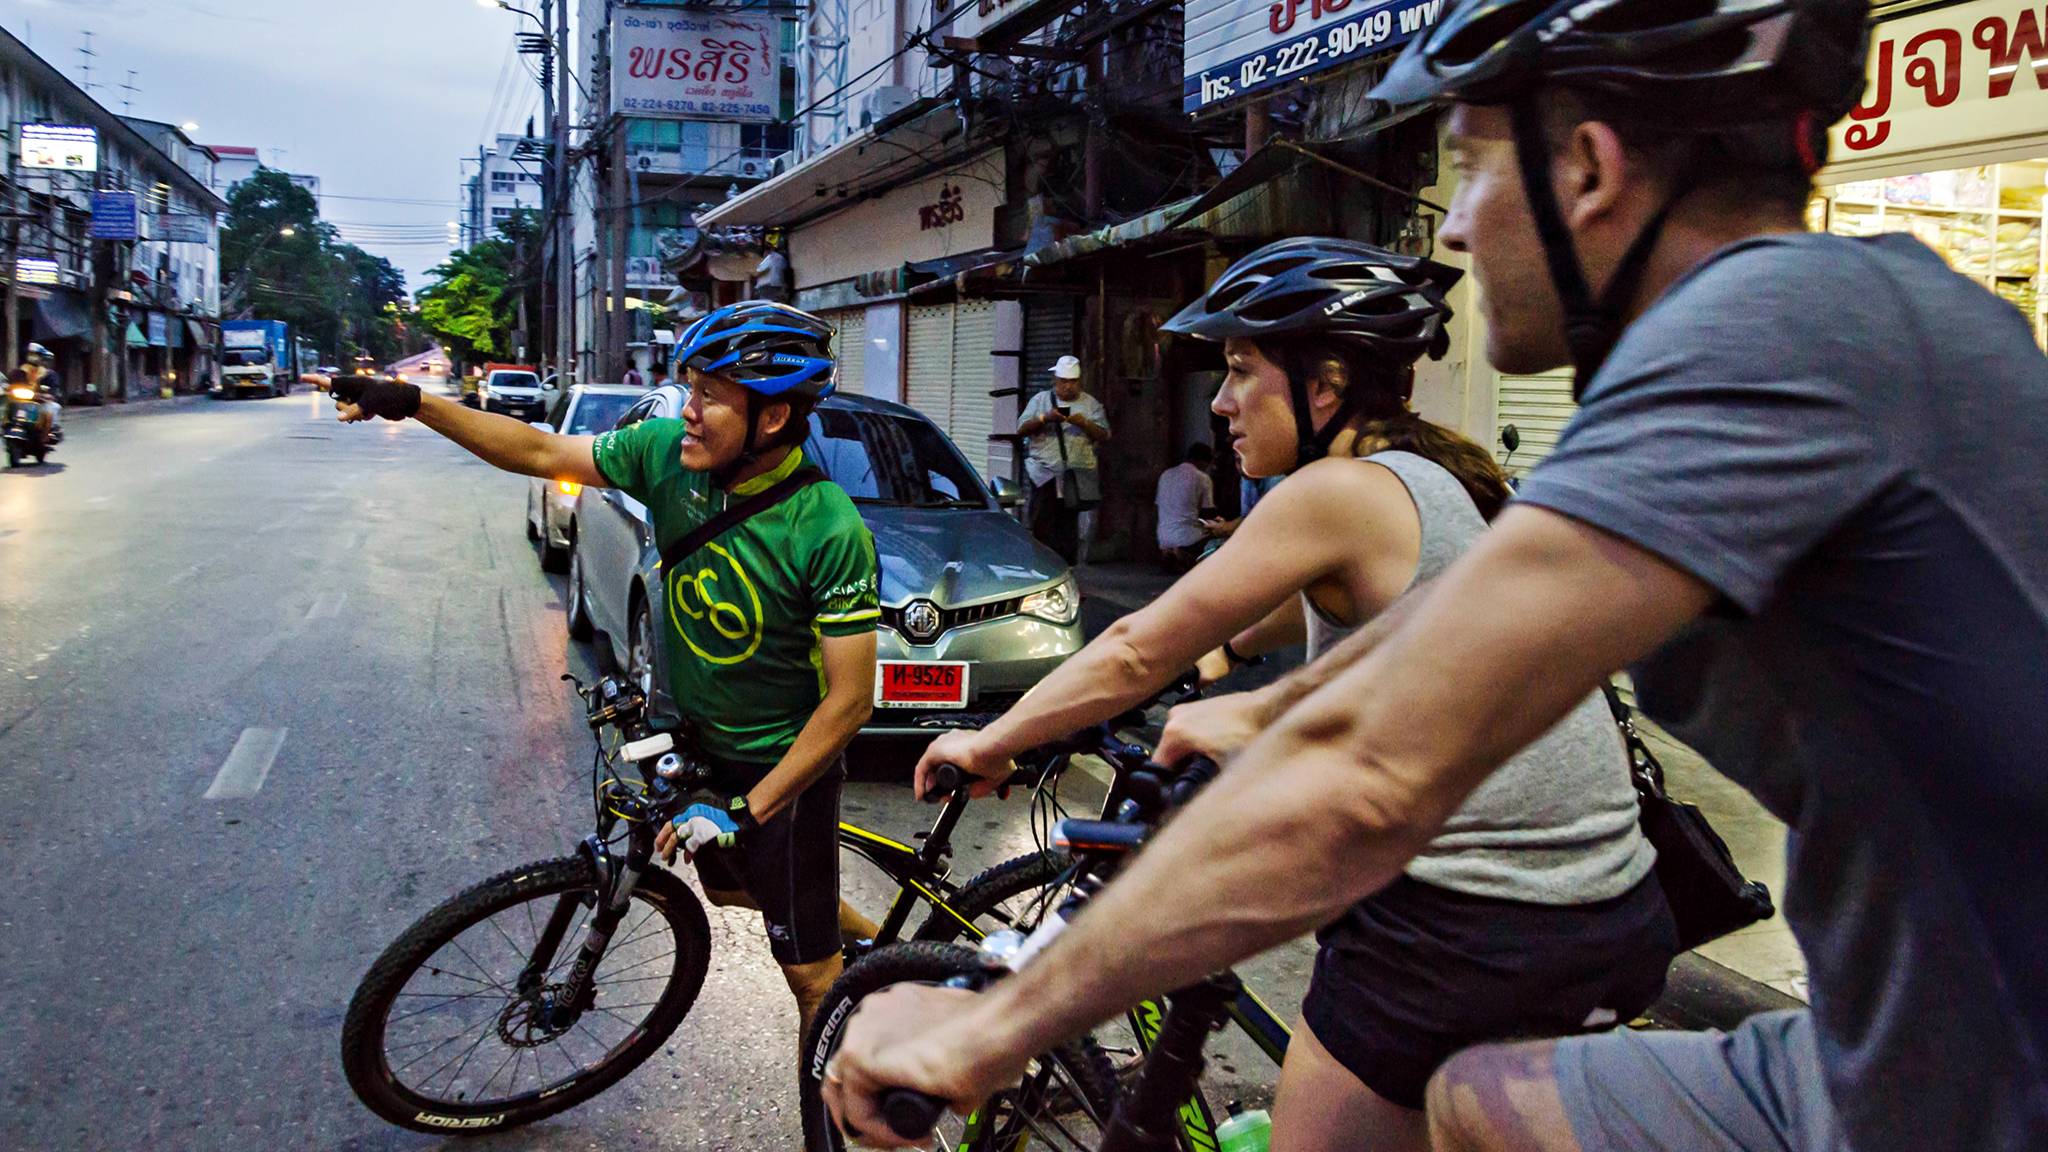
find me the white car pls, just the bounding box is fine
[479,368,551,422]
[524,384,649,572]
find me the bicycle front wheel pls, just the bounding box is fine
[800,942,1116,1151]
[915,849,1074,943]
[341,855,712,1134]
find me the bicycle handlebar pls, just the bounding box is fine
[880,1089,951,1141]
[922,762,966,802]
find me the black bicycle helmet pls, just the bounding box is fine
[1163,238,1463,466]
[1370,0,1870,392]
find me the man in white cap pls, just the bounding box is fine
[1016,354,1110,565]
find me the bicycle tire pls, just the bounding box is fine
[341,855,712,1134]
[914,849,1073,943]
[799,942,1118,1152]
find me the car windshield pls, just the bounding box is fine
[491,372,540,390]
[807,407,989,509]
[222,348,271,367]
[565,392,639,436]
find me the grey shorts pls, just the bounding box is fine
[1557,1009,1849,1152]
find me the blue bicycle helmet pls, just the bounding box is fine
[672,301,836,400]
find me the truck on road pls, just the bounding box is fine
[218,320,299,398]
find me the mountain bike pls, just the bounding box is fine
[821,756,1235,1152]
[340,674,1009,1134]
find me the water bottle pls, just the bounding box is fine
[1216,1102,1272,1152]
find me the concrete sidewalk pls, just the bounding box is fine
[60,391,213,418]
[1076,559,1810,1005]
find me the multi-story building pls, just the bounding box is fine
[207,145,320,206]
[0,25,228,399]
[460,132,546,249]
[569,0,796,382]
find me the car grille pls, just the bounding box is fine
[882,597,1024,645]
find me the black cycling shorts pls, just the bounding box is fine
[690,754,845,967]
[1301,873,1677,1110]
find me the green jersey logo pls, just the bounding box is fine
[668,542,765,665]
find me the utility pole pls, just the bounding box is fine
[536,0,556,379]
[608,125,627,383]
[553,0,572,386]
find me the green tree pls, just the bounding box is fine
[222,168,417,366]
[415,209,543,366]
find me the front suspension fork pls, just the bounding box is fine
[520,828,655,1027]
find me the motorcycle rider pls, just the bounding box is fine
[17,344,61,438]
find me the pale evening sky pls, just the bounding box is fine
[0,0,549,290]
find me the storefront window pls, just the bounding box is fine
[1815,161,2047,348]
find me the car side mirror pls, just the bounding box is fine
[1500,424,1521,454]
[990,476,1025,508]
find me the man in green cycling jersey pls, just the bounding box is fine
[318,301,880,1036]
[824,3,2048,1152]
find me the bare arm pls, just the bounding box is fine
[745,630,876,822]
[855,506,1717,1113]
[959,464,1399,765]
[317,377,608,487]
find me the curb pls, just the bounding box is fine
[63,393,215,419]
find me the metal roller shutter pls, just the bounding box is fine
[827,308,865,395]
[947,299,997,477]
[906,304,954,438]
[1023,296,1075,395]
[1496,369,1577,476]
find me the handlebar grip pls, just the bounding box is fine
[925,762,966,802]
[1168,755,1221,805]
[880,1089,949,1140]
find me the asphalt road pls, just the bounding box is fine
[0,389,1300,1151]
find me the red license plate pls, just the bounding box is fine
[876,661,970,709]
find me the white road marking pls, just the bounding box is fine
[86,495,110,504]
[204,727,288,800]
[307,591,346,620]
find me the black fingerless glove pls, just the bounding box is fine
[331,376,421,421]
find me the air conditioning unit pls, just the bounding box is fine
[737,158,769,179]
[859,85,917,129]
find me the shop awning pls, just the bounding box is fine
[32,292,91,341]
[695,101,970,230]
[125,322,149,349]
[1162,106,1446,231]
[184,318,209,347]
[906,247,1028,301]
[1024,196,1207,270]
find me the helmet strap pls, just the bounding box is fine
[1283,352,1368,470]
[1508,97,1677,399]
[711,393,768,489]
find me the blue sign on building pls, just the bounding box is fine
[1183,0,1449,116]
[89,191,141,240]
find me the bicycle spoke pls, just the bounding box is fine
[448,936,513,995]
[390,1012,496,1077]
[420,1017,500,1098]
[593,948,676,981]
[475,1044,521,1101]
[384,983,505,1027]
[485,907,532,967]
[543,902,595,981]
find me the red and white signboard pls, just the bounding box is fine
[1826,1,2048,180]
[612,6,779,123]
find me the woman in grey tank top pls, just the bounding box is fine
[912,239,1674,1152]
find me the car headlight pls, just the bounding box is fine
[1018,578,1079,626]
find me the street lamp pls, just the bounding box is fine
[181,121,199,134]
[279,225,297,238]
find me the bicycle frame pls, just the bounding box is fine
[838,781,984,947]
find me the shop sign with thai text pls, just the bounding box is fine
[1183,0,1447,115]
[612,6,779,122]
[1830,1,2048,173]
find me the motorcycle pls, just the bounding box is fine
[4,383,60,467]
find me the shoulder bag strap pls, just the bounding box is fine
[659,467,827,575]
[1602,682,1669,800]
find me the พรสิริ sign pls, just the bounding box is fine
[90,191,141,241]
[19,124,98,171]
[1183,0,1448,115]
[1826,0,2048,179]
[611,6,778,122]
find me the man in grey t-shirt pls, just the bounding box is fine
[810,5,2045,1152]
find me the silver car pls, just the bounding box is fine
[524,384,649,572]
[567,385,1084,736]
